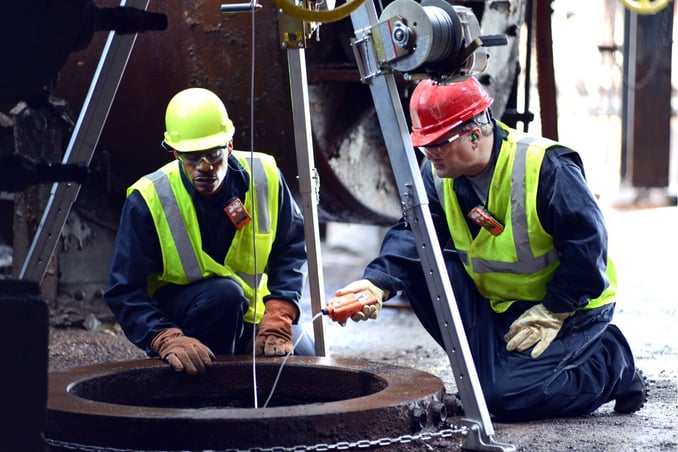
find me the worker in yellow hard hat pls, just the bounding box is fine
[336,77,647,421]
[105,87,314,375]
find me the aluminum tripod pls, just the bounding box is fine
[19,0,151,282]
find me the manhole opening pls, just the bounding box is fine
[68,362,388,408]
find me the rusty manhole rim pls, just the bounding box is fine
[47,356,447,450]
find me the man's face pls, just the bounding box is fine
[175,142,231,197]
[417,127,485,179]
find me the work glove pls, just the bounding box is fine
[255,299,297,357]
[334,279,387,325]
[150,328,215,376]
[504,303,574,359]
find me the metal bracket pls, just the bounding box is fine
[461,420,516,452]
[277,0,324,49]
[278,9,308,49]
[350,29,386,83]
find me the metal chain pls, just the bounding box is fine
[232,425,465,451]
[45,424,466,452]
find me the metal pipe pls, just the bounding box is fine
[220,2,263,14]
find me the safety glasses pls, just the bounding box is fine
[175,146,227,166]
[417,128,472,155]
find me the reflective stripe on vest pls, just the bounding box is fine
[245,155,271,234]
[231,154,273,290]
[147,169,203,281]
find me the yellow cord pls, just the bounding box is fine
[273,0,368,23]
[619,0,671,15]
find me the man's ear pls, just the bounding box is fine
[227,140,234,155]
[173,150,179,159]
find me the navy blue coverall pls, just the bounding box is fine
[361,122,637,422]
[105,154,314,356]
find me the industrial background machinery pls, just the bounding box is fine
[1,0,534,303]
[3,0,673,313]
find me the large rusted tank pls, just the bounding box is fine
[54,0,525,225]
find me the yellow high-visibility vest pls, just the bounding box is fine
[128,151,280,323]
[435,123,616,313]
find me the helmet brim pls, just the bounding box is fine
[164,130,233,153]
[410,129,450,147]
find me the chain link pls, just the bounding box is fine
[45,425,466,452]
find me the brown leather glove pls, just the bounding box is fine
[150,328,215,376]
[255,299,298,357]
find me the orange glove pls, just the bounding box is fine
[255,299,298,357]
[150,328,215,375]
[504,303,574,359]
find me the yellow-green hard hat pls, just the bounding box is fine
[163,87,235,152]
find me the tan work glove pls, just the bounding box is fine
[504,303,574,359]
[255,299,297,356]
[150,328,215,375]
[334,279,388,324]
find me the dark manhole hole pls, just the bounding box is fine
[47,356,448,450]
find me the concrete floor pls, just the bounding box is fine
[41,205,677,451]
[37,197,676,451]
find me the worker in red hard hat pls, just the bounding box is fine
[336,77,647,421]
[105,87,314,376]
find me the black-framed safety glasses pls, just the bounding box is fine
[175,146,227,166]
[417,128,473,155]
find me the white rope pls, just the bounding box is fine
[263,312,324,408]
[248,1,260,409]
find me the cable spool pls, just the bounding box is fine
[380,0,461,73]
[423,5,455,63]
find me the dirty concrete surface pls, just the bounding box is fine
[45,205,677,451]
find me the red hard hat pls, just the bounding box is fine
[409,77,494,147]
